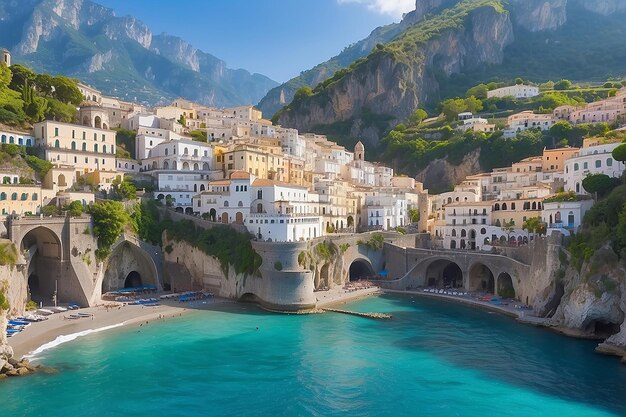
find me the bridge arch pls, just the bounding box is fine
[497,272,515,298]
[349,258,375,281]
[468,262,495,293]
[102,241,158,293]
[424,259,463,288]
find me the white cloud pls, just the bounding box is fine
[338,0,415,18]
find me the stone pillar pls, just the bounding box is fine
[418,191,430,233]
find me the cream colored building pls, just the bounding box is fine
[34,120,117,184]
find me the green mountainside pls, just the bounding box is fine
[0,0,278,107]
[274,0,626,171]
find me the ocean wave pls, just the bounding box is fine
[26,323,126,359]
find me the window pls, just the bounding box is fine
[54,139,60,148]
[574,163,579,171]
[0,192,6,200]
[607,158,613,167]
[72,130,75,139]
[82,143,87,151]
[11,192,17,201]
[583,162,588,170]
[71,141,76,150]
[54,127,59,136]
[596,160,601,168]
[94,133,97,141]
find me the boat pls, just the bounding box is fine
[36,309,55,316]
[49,306,68,312]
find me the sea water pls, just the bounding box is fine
[1,294,625,417]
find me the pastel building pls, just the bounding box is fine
[563,141,624,194]
[487,85,540,99]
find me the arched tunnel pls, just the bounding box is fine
[349,259,375,281]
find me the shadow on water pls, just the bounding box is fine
[369,293,626,415]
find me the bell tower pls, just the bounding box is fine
[354,141,365,161]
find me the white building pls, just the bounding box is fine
[564,141,624,194]
[0,129,35,147]
[504,111,556,138]
[487,85,540,99]
[542,198,594,234]
[193,171,323,242]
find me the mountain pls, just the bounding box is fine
[0,0,278,106]
[257,0,464,118]
[274,0,626,147]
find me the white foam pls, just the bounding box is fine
[25,323,126,359]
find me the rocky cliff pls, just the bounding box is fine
[0,0,278,106]
[274,0,626,147]
[257,0,464,118]
[277,1,513,145]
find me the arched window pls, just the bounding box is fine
[193,149,198,157]
[224,201,229,207]
[82,142,87,151]
[511,203,516,210]
[9,136,14,144]
[94,144,98,153]
[184,147,189,155]
[103,145,107,153]
[574,163,579,171]
[568,211,575,225]
[452,229,457,237]
[21,193,28,201]
[194,163,199,171]
[480,228,486,234]
[238,201,243,207]
[54,139,60,148]
[494,203,500,211]
[32,193,38,200]
[165,148,169,156]
[607,158,613,167]
[0,135,5,143]
[531,202,537,210]
[71,141,76,150]
[257,203,263,213]
[461,229,467,238]
[502,203,508,210]
[0,192,6,200]
[450,240,457,249]
[11,192,17,200]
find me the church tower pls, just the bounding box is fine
[1,48,11,67]
[355,141,365,161]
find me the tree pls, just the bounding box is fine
[464,96,483,114]
[90,201,130,260]
[582,174,616,198]
[178,114,186,126]
[294,86,313,100]
[465,84,489,99]
[522,217,543,241]
[408,207,420,224]
[66,200,84,217]
[554,79,573,90]
[34,73,54,96]
[515,77,524,85]
[111,177,137,201]
[440,98,467,121]
[408,108,428,125]
[50,76,83,105]
[612,144,626,166]
[0,63,11,89]
[8,64,35,91]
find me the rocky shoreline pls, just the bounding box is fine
[0,356,57,379]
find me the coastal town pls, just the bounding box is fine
[1,44,625,251]
[2,0,626,415]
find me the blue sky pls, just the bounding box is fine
[95,0,415,82]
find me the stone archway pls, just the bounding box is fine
[349,259,375,281]
[469,263,495,293]
[235,212,244,224]
[102,241,158,293]
[209,208,216,222]
[497,272,515,299]
[221,212,229,223]
[21,226,63,304]
[425,259,463,288]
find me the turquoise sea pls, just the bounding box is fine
[1,294,626,417]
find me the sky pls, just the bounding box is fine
[95,0,415,83]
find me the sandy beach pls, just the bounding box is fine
[7,298,232,360]
[7,288,381,360]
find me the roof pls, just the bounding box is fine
[230,171,251,180]
[210,180,231,186]
[252,179,307,189]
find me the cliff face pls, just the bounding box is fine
[275,0,626,149]
[0,0,278,106]
[414,149,482,192]
[548,245,626,355]
[277,3,513,145]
